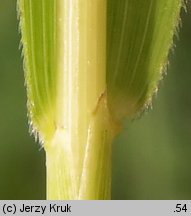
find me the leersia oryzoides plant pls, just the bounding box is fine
[17,0,183,200]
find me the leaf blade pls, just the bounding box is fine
[107,0,183,121]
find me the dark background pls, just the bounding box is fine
[0,1,191,199]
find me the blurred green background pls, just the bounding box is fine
[0,1,191,199]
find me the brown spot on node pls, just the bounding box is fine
[92,90,107,115]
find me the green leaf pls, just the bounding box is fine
[18,0,183,200]
[107,0,183,121]
[18,0,56,141]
